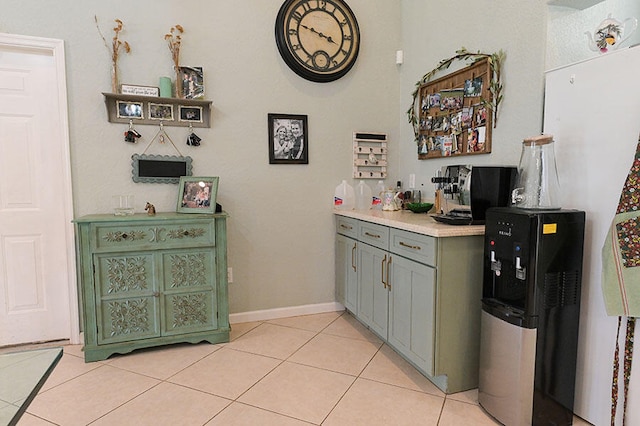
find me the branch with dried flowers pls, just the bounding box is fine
[165,25,184,98]
[407,47,505,143]
[95,16,131,93]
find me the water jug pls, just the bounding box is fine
[334,180,355,210]
[512,135,561,209]
[355,181,372,210]
[372,180,385,210]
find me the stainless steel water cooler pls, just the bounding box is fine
[478,207,585,426]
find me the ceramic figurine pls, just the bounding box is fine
[585,14,637,53]
[145,202,156,216]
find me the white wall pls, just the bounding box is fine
[547,0,640,70]
[398,0,548,197]
[0,0,401,315]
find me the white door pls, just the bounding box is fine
[0,33,79,346]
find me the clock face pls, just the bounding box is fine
[275,0,360,83]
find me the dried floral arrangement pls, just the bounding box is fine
[407,47,504,143]
[95,16,131,93]
[165,25,184,98]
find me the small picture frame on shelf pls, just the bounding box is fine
[179,66,204,99]
[116,101,143,119]
[177,176,219,214]
[120,84,160,97]
[148,103,174,121]
[268,113,308,164]
[179,105,203,123]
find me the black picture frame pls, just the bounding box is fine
[268,113,308,164]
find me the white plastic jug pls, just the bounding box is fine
[334,180,355,210]
[372,180,385,210]
[355,181,372,210]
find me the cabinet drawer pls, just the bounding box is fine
[92,220,215,252]
[358,221,390,251]
[390,228,436,266]
[335,216,358,239]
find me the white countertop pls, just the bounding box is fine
[334,208,485,237]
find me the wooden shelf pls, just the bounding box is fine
[103,92,212,128]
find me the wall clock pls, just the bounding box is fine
[275,0,360,83]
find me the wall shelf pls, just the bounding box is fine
[353,132,388,179]
[103,92,212,128]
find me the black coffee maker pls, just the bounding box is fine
[432,165,517,225]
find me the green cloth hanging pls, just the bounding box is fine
[602,139,640,316]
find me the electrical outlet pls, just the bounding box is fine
[227,267,233,283]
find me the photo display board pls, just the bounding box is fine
[416,58,492,159]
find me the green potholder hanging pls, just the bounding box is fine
[602,140,640,317]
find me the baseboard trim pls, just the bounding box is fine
[229,302,345,324]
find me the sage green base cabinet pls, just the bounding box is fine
[335,216,358,313]
[74,213,230,362]
[334,213,483,394]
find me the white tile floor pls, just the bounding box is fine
[14,311,592,425]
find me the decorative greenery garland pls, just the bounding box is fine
[407,47,505,143]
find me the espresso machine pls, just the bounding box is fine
[431,165,516,225]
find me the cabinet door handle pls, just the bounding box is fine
[381,254,387,288]
[351,243,357,272]
[340,224,353,230]
[387,256,392,290]
[399,241,421,250]
[365,232,381,239]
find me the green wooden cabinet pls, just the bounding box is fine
[334,213,483,394]
[335,216,358,313]
[74,213,229,362]
[388,254,436,376]
[335,234,357,312]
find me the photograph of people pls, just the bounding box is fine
[272,118,304,160]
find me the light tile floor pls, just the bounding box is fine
[12,311,592,425]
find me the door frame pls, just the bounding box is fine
[0,32,80,344]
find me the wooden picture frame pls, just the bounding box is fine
[177,176,218,214]
[116,101,143,119]
[415,57,493,159]
[268,113,308,164]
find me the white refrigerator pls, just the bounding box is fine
[543,45,640,426]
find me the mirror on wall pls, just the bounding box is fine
[546,0,640,70]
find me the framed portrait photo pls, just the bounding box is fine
[177,176,219,214]
[268,113,308,164]
[116,101,143,119]
[179,105,203,123]
[149,103,174,121]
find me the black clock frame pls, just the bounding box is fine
[275,0,360,83]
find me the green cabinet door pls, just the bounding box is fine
[94,253,161,344]
[388,255,436,375]
[161,249,217,335]
[358,242,388,338]
[335,234,358,313]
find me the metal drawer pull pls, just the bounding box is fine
[381,254,387,288]
[364,232,381,239]
[340,224,353,230]
[351,243,357,272]
[399,241,421,250]
[387,256,392,290]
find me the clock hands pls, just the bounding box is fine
[300,24,338,45]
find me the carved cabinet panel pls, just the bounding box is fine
[74,212,229,362]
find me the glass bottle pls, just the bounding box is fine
[512,135,561,209]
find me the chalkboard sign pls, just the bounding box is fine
[132,154,193,183]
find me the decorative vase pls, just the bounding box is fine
[111,63,119,93]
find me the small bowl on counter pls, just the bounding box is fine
[405,202,434,213]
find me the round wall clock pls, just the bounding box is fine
[275,0,360,83]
